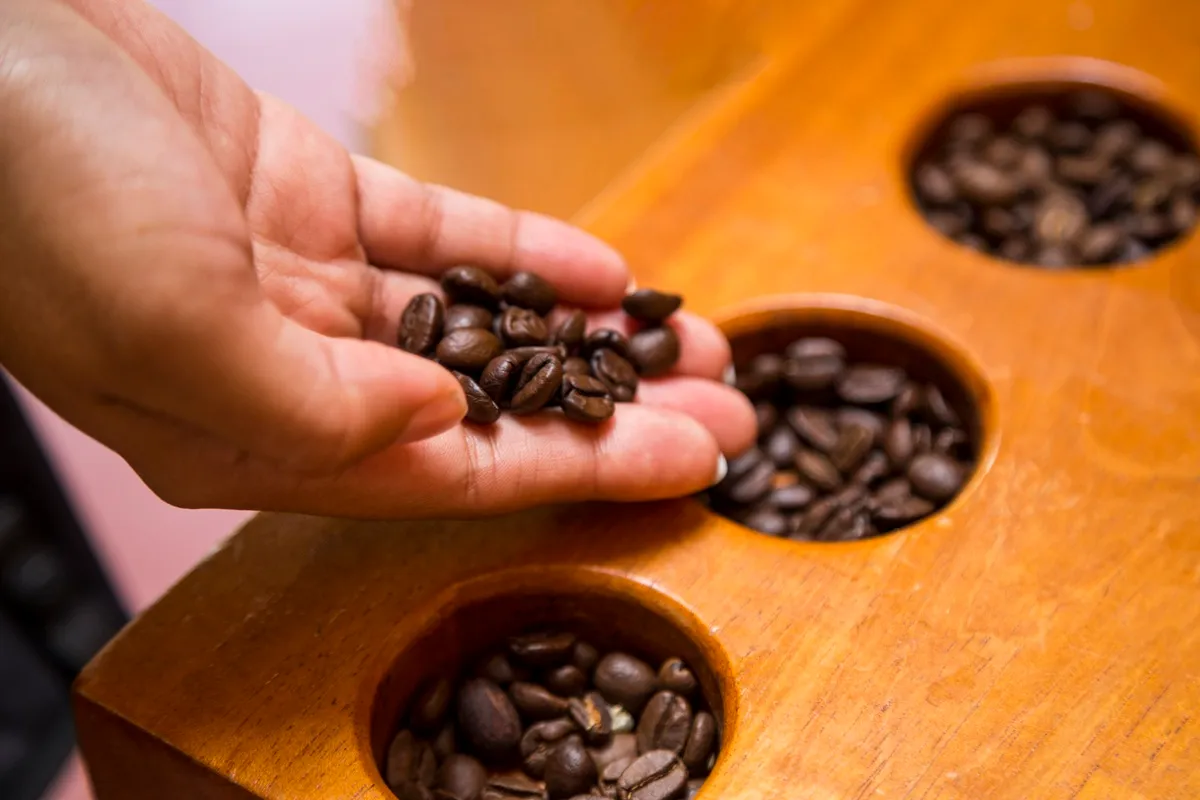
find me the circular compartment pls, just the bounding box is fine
[705,296,994,542]
[907,76,1200,268]
[368,569,730,800]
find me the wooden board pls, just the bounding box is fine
[74,0,1200,798]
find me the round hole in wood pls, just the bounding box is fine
[906,69,1200,269]
[705,294,995,543]
[366,567,732,799]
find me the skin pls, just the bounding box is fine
[0,0,756,518]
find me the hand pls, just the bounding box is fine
[0,0,755,518]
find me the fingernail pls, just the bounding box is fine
[711,454,728,486]
[397,385,468,444]
[723,364,737,386]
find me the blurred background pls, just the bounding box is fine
[2,1,808,797]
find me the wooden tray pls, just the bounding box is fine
[73,0,1200,797]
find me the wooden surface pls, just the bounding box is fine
[76,0,1200,798]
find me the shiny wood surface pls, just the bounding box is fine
[76,1,1200,798]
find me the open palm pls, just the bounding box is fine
[0,0,754,517]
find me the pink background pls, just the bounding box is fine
[26,1,402,796]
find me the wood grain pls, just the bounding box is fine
[76,0,1200,798]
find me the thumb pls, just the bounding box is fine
[131,300,467,475]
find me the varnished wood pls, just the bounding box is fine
[76,1,1200,798]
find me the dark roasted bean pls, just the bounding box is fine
[500,307,550,347]
[741,508,788,536]
[884,419,915,467]
[410,676,453,733]
[795,449,842,492]
[510,682,571,721]
[457,372,502,425]
[439,329,505,373]
[434,722,457,761]
[637,691,692,755]
[561,374,615,424]
[591,349,639,402]
[442,266,502,308]
[618,751,689,800]
[582,329,632,360]
[476,652,521,685]
[544,665,588,698]
[572,641,599,674]
[786,406,840,453]
[622,289,683,323]
[446,304,495,333]
[437,754,488,800]
[908,453,965,500]
[563,356,591,376]
[503,272,557,315]
[830,422,874,474]
[568,692,613,745]
[657,659,697,697]
[590,732,639,773]
[510,632,576,668]
[510,354,564,414]
[399,294,445,356]
[764,425,801,468]
[521,718,578,778]
[851,451,890,486]
[457,679,523,763]
[387,730,438,790]
[837,365,907,404]
[593,653,657,715]
[544,735,596,800]
[629,327,681,377]
[680,712,717,777]
[551,310,588,350]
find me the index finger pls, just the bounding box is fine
[353,155,630,307]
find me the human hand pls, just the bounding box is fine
[0,0,755,517]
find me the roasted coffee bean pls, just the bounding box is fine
[795,449,842,492]
[510,682,572,721]
[787,406,840,453]
[722,447,767,484]
[582,329,632,360]
[410,676,454,733]
[1056,154,1110,186]
[476,652,522,685]
[891,382,922,419]
[571,642,600,674]
[927,209,969,238]
[629,327,680,377]
[521,718,577,778]
[764,425,801,468]
[443,266,502,308]
[457,373,502,425]
[481,354,526,405]
[568,692,613,745]
[852,451,890,486]
[622,289,683,323]
[510,354,564,414]
[599,756,636,795]
[912,423,934,453]
[914,163,957,204]
[755,403,778,434]
[510,632,576,668]
[934,427,970,456]
[1048,121,1091,152]
[836,408,886,440]
[562,375,616,424]
[1131,139,1173,175]
[618,751,689,800]
[500,307,550,347]
[503,272,558,315]
[434,722,458,761]
[552,311,587,349]
[1170,196,1197,231]
[983,136,1023,169]
[484,771,545,799]
[637,691,692,754]
[1034,192,1089,245]
[563,356,591,377]
[439,329,505,373]
[457,679,523,762]
[1013,105,1054,139]
[781,343,846,391]
[399,294,445,356]
[594,653,657,714]
[657,659,697,697]
[953,161,1020,204]
[830,422,874,473]
[542,665,588,698]
[438,754,488,800]
[947,112,992,144]
[680,712,716,777]
[874,477,912,505]
[545,735,596,800]
[792,494,839,538]
[591,349,639,402]
[837,365,907,404]
[590,733,639,772]
[387,730,438,790]
[742,508,788,536]
[446,304,495,333]
[908,453,965,501]
[884,419,915,467]
[873,496,935,529]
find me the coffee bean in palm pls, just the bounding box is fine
[443,266,502,308]
[560,374,615,424]
[657,658,697,697]
[622,289,682,323]
[908,452,965,501]
[446,304,495,333]
[500,307,549,347]
[510,354,564,414]
[551,310,587,349]
[510,631,576,668]
[568,692,612,745]
[457,373,502,425]
[637,691,692,754]
[479,354,524,405]
[544,735,596,800]
[439,329,504,372]
[680,712,716,777]
[582,329,632,360]
[837,365,906,404]
[787,406,840,453]
[457,679,523,763]
[502,271,557,315]
[619,751,689,800]
[399,294,445,356]
[591,349,638,402]
[438,754,488,800]
[594,653,656,715]
[629,327,680,377]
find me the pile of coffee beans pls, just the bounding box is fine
[911,87,1200,266]
[397,267,683,425]
[384,630,718,800]
[705,335,976,541]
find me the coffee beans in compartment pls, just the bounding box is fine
[383,630,718,800]
[707,335,977,542]
[912,87,1200,266]
[397,272,684,426]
